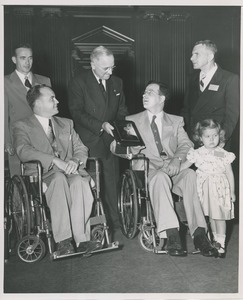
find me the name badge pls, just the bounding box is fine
[208,84,219,91]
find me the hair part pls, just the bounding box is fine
[12,42,33,57]
[192,119,225,146]
[26,84,49,110]
[90,46,113,62]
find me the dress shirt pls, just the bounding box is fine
[35,114,54,135]
[92,70,107,91]
[15,70,32,87]
[199,63,218,91]
[147,110,164,139]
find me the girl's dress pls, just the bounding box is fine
[187,146,235,220]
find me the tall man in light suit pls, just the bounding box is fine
[68,46,128,229]
[13,85,100,256]
[181,40,240,150]
[5,43,51,175]
[112,81,218,257]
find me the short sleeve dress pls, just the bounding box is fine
[187,146,235,220]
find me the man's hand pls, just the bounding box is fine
[5,143,15,155]
[53,158,79,175]
[102,122,114,137]
[165,157,181,177]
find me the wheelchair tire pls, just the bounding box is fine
[4,180,13,262]
[17,235,46,263]
[118,169,139,239]
[138,229,161,253]
[91,225,105,248]
[8,175,32,241]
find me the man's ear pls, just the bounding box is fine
[207,52,214,63]
[12,56,16,64]
[160,95,166,104]
[90,62,95,70]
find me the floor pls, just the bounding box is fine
[2,220,241,300]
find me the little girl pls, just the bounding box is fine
[186,119,236,258]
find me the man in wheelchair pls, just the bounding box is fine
[13,84,101,256]
[112,81,218,257]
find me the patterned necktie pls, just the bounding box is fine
[199,75,206,92]
[24,76,32,89]
[151,115,165,157]
[47,119,59,157]
[99,79,106,93]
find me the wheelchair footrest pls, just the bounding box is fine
[153,249,168,254]
[51,241,120,260]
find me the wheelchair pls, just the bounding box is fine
[117,151,215,256]
[117,153,167,254]
[5,157,119,263]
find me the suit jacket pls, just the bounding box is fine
[13,115,89,176]
[4,71,51,145]
[181,66,240,142]
[126,111,193,171]
[68,69,128,158]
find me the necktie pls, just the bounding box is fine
[151,115,166,158]
[47,119,59,157]
[99,79,106,93]
[24,76,32,89]
[199,75,205,92]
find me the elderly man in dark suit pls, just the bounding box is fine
[5,43,51,175]
[181,40,240,150]
[68,46,128,229]
[13,85,100,256]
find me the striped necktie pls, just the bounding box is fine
[47,119,59,157]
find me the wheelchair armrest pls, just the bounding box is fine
[21,160,43,178]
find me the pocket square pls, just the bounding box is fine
[208,84,219,91]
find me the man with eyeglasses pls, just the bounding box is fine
[111,81,218,257]
[68,46,128,229]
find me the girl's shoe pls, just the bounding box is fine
[217,244,226,258]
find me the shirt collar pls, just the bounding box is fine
[147,110,164,123]
[15,70,32,85]
[200,63,218,80]
[92,70,106,87]
[35,114,50,134]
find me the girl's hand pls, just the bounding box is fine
[231,193,236,203]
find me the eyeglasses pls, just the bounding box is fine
[143,89,160,96]
[96,64,116,73]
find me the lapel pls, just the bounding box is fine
[10,71,27,94]
[51,117,71,160]
[27,115,54,154]
[137,111,159,158]
[162,113,174,153]
[192,67,222,114]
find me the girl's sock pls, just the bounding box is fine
[216,234,226,253]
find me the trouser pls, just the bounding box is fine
[148,168,207,238]
[44,172,93,243]
[100,153,120,228]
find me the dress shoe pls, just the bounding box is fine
[212,241,226,258]
[56,238,75,256]
[193,234,218,257]
[166,228,187,257]
[76,240,102,253]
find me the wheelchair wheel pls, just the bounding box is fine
[91,225,105,248]
[138,228,161,252]
[9,175,31,240]
[17,235,46,263]
[4,181,13,261]
[118,169,139,239]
